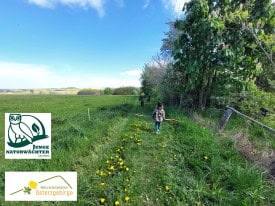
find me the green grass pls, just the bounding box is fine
[196,108,275,150]
[0,95,274,205]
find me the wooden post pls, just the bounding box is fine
[219,108,233,131]
[219,106,275,134]
[88,108,91,121]
[227,107,275,134]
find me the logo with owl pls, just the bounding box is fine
[5,113,51,159]
[7,114,48,148]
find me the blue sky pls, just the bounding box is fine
[0,0,186,89]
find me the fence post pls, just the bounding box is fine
[227,107,275,134]
[88,108,91,121]
[219,108,233,131]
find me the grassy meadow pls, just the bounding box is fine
[0,95,274,205]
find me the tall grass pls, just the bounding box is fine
[0,95,274,205]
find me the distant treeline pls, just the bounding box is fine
[77,87,140,96]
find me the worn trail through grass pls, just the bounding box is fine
[0,95,274,205]
[76,104,275,206]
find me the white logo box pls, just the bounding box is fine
[5,172,77,201]
[5,113,51,159]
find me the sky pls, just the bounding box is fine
[0,0,187,89]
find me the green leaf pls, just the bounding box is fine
[32,123,40,134]
[240,11,249,21]
[245,56,252,62]
[23,187,31,195]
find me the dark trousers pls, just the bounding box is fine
[155,121,161,131]
[141,101,144,107]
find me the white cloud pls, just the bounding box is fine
[0,62,140,89]
[162,0,189,17]
[120,69,142,77]
[86,76,140,88]
[0,62,52,77]
[0,62,58,89]
[28,0,54,8]
[143,0,150,9]
[28,0,105,17]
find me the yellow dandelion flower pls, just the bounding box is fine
[109,165,115,171]
[106,160,110,164]
[204,156,208,160]
[100,198,106,203]
[165,185,169,191]
[100,171,105,176]
[119,158,123,161]
[125,196,130,201]
[125,167,129,172]
[120,146,124,150]
[100,182,105,186]
[196,201,201,206]
[119,161,124,166]
[28,180,38,189]
[115,200,120,206]
[96,170,100,175]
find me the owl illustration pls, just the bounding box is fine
[9,114,33,144]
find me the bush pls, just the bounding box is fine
[239,86,275,128]
[104,87,112,95]
[112,87,140,95]
[77,89,102,95]
[239,86,274,116]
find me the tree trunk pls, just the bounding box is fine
[198,67,207,111]
[199,86,205,111]
[179,94,183,108]
[208,69,217,106]
[204,69,216,107]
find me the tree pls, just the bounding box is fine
[140,55,170,97]
[172,0,274,110]
[161,21,181,59]
[104,87,112,95]
[77,89,101,95]
[112,87,139,95]
[173,0,228,109]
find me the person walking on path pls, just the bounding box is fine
[139,94,145,107]
[146,94,151,102]
[152,102,165,134]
